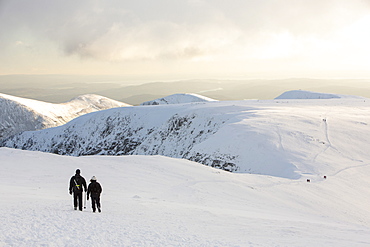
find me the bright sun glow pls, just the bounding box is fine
[1,0,370,78]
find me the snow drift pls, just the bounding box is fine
[0,93,129,140]
[2,96,370,179]
[140,93,217,105]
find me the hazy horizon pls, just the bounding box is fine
[1,74,370,105]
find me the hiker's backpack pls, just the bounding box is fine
[73,176,82,192]
[91,184,98,193]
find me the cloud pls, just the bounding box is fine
[15,41,25,46]
[16,0,242,62]
[1,0,370,76]
[70,19,243,61]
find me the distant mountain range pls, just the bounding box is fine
[0,93,129,140]
[2,75,370,105]
[2,90,369,178]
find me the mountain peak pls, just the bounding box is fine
[141,93,217,105]
[275,90,366,100]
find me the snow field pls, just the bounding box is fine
[1,148,370,246]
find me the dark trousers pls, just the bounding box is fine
[91,196,101,211]
[73,192,83,210]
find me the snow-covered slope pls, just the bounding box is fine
[1,148,370,246]
[275,90,366,99]
[140,93,217,105]
[2,97,370,179]
[0,93,129,140]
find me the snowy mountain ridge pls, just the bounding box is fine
[140,93,217,105]
[2,95,370,179]
[275,90,366,99]
[0,93,129,140]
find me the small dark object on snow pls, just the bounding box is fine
[307,179,310,182]
[324,176,327,179]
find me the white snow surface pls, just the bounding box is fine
[0,93,129,140]
[3,97,370,180]
[1,147,370,246]
[140,93,217,105]
[275,90,366,100]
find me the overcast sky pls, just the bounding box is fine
[1,0,370,80]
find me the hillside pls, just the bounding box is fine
[0,93,129,140]
[2,96,370,179]
[1,148,370,246]
[140,93,217,105]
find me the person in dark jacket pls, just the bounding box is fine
[69,169,87,211]
[87,176,103,213]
